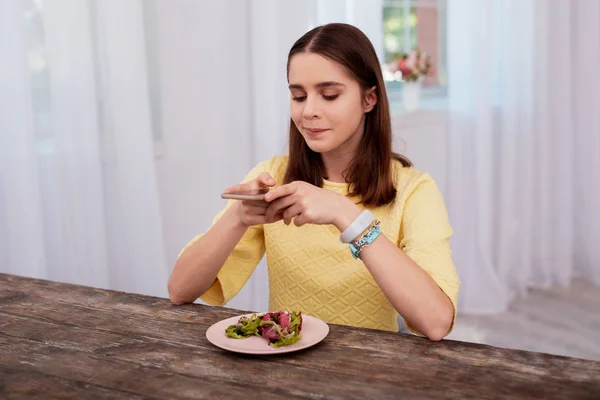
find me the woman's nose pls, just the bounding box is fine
[302,96,320,119]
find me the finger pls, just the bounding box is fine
[223,172,275,194]
[242,204,269,216]
[241,199,269,208]
[264,182,297,202]
[256,172,276,188]
[253,210,283,226]
[223,182,252,194]
[246,215,274,226]
[282,203,304,225]
[293,213,309,227]
[265,195,297,221]
[266,212,284,224]
[294,208,316,227]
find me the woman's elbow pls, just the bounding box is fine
[423,305,454,342]
[169,292,188,305]
[425,308,454,341]
[167,278,193,305]
[168,288,186,305]
[425,325,450,341]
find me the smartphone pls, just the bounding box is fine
[221,188,270,201]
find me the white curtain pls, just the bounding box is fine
[0,0,168,297]
[446,0,600,314]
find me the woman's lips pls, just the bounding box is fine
[303,127,329,137]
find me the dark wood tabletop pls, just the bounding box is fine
[1,273,599,399]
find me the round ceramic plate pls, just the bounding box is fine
[206,313,329,355]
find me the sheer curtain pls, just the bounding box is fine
[446,0,600,314]
[0,0,168,297]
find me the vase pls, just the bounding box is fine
[402,81,421,112]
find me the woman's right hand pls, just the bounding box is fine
[222,172,281,227]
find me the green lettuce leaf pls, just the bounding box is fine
[225,313,263,339]
[225,324,247,339]
[270,332,302,347]
[289,311,302,334]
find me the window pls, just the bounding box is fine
[382,0,447,102]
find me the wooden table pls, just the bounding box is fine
[1,273,599,399]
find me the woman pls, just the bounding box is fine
[169,23,460,341]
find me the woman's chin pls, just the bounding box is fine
[304,137,335,154]
[305,142,331,154]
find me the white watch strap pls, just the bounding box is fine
[339,210,375,243]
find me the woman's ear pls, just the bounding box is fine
[363,86,378,113]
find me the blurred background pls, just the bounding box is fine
[1,0,599,361]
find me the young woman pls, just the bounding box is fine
[169,23,460,341]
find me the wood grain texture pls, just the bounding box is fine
[0,364,155,400]
[1,273,599,400]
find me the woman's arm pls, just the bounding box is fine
[336,205,455,341]
[168,172,278,305]
[168,203,248,305]
[264,180,456,341]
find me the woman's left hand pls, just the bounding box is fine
[264,181,361,231]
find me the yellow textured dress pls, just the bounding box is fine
[179,155,460,334]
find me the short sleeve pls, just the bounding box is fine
[397,174,460,336]
[177,157,278,306]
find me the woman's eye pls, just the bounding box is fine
[292,96,307,102]
[323,94,339,101]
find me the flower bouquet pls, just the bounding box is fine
[395,50,433,111]
[396,48,433,83]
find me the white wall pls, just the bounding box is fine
[392,110,449,198]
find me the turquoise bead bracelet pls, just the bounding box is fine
[349,221,382,259]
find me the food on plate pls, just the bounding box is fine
[225,310,303,347]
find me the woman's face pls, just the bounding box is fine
[287,52,376,155]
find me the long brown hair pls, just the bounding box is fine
[283,23,411,207]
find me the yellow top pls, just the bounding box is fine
[180,155,460,334]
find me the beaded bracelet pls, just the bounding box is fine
[349,220,382,259]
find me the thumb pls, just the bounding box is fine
[256,172,276,188]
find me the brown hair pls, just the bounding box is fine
[283,23,411,207]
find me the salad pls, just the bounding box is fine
[225,310,303,347]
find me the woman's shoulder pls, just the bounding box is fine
[391,159,440,199]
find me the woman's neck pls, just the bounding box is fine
[321,151,353,183]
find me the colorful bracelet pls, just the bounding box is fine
[349,220,382,259]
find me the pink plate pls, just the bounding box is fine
[206,313,329,355]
